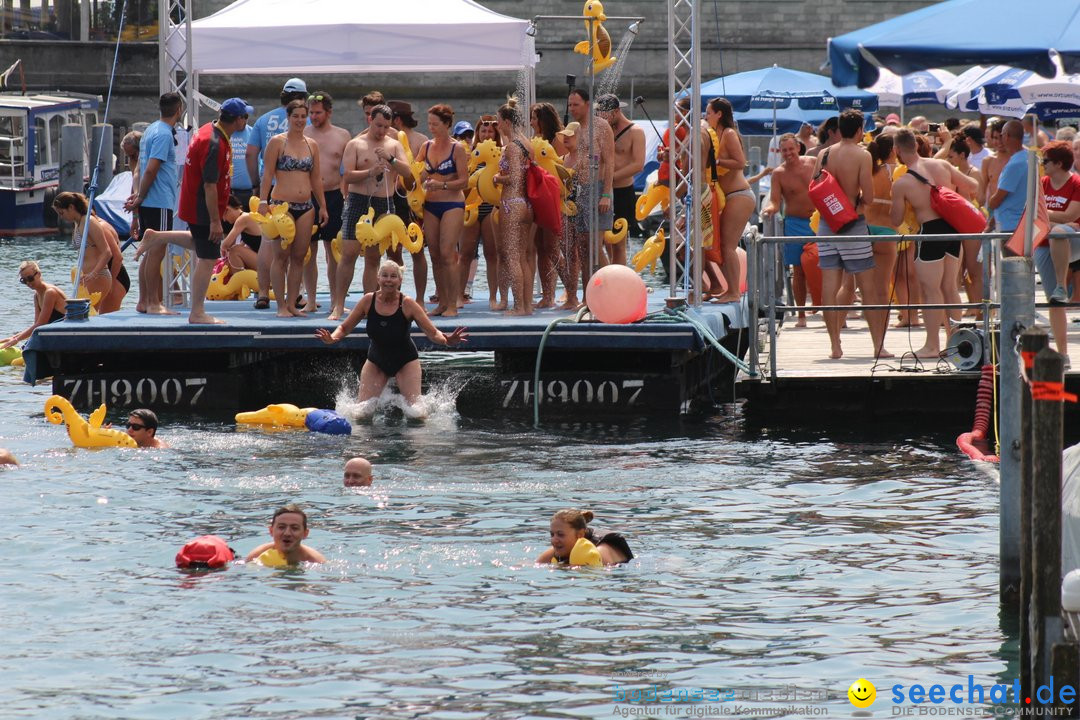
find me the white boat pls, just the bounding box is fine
[0,91,101,235]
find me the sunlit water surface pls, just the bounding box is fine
[0,237,1012,719]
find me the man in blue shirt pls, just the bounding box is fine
[126,91,183,314]
[989,120,1028,233]
[230,119,255,209]
[247,78,307,309]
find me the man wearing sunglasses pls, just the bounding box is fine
[125,409,168,448]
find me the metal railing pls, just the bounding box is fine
[744,228,1077,380]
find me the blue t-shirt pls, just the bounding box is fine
[138,119,178,210]
[249,107,289,178]
[995,150,1029,233]
[230,124,254,190]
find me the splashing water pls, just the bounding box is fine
[334,373,462,424]
[595,28,638,98]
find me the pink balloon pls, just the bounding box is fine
[586,265,648,324]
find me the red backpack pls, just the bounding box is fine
[516,139,562,235]
[906,168,987,234]
[808,150,859,233]
[175,535,235,569]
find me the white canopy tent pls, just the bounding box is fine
[169,0,535,75]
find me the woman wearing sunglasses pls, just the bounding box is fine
[2,261,69,349]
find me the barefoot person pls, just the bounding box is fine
[52,192,116,311]
[704,98,755,303]
[462,116,505,310]
[599,93,645,263]
[259,99,329,317]
[494,97,537,316]
[813,109,891,360]
[761,133,816,327]
[1,261,68,348]
[890,129,977,358]
[245,504,326,566]
[126,91,183,314]
[417,104,469,317]
[304,90,351,310]
[177,98,253,325]
[316,259,467,417]
[334,104,414,320]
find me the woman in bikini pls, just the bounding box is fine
[528,102,565,309]
[460,116,506,310]
[315,259,467,417]
[704,98,755,303]
[259,99,328,318]
[52,191,125,313]
[2,261,69,349]
[418,104,470,317]
[494,97,536,316]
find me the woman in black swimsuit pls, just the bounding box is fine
[315,259,467,415]
[2,261,69,349]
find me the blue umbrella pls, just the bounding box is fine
[827,0,1080,88]
[699,65,878,114]
[867,68,957,107]
[733,105,874,137]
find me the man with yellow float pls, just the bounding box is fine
[245,504,326,566]
[125,409,169,449]
[332,105,416,321]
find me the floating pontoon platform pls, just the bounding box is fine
[22,293,748,418]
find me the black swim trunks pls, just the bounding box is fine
[916,218,961,262]
[315,190,345,243]
[343,192,395,241]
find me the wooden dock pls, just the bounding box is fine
[739,309,1080,428]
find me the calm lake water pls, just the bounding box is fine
[0,236,1013,719]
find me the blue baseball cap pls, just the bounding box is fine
[453,120,474,137]
[220,97,254,117]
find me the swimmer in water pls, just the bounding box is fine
[315,259,467,417]
[124,409,169,448]
[343,456,373,487]
[536,508,634,566]
[245,504,326,565]
[0,448,17,466]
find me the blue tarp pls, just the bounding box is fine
[829,0,1080,88]
[697,66,878,114]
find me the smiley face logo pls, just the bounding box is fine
[848,678,876,708]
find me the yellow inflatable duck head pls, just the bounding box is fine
[207,266,259,301]
[583,0,607,22]
[551,537,604,567]
[257,548,289,567]
[235,403,315,428]
[470,140,503,206]
[247,195,281,240]
[44,395,138,448]
[632,228,666,274]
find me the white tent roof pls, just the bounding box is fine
[175,0,533,75]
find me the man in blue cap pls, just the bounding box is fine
[246,78,307,309]
[179,97,253,325]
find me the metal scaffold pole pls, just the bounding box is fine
[666,0,702,306]
[158,0,194,308]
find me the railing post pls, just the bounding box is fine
[1019,326,1049,699]
[1029,346,1065,696]
[747,230,759,379]
[1000,256,1036,602]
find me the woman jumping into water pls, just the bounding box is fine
[315,259,467,416]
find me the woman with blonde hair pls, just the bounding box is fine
[2,261,68,348]
[493,97,536,316]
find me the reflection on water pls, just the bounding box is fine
[0,238,1013,719]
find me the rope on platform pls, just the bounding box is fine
[533,306,589,427]
[73,0,128,294]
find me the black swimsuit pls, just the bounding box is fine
[365,292,419,376]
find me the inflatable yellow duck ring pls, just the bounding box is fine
[551,537,604,567]
[574,0,615,74]
[469,140,503,206]
[247,196,297,247]
[635,182,671,221]
[531,137,577,216]
[374,213,425,255]
[207,266,261,301]
[398,131,427,215]
[632,228,666,273]
[353,208,380,250]
[235,403,316,428]
[45,395,137,448]
[603,218,628,245]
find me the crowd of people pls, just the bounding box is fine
[765,108,1080,363]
